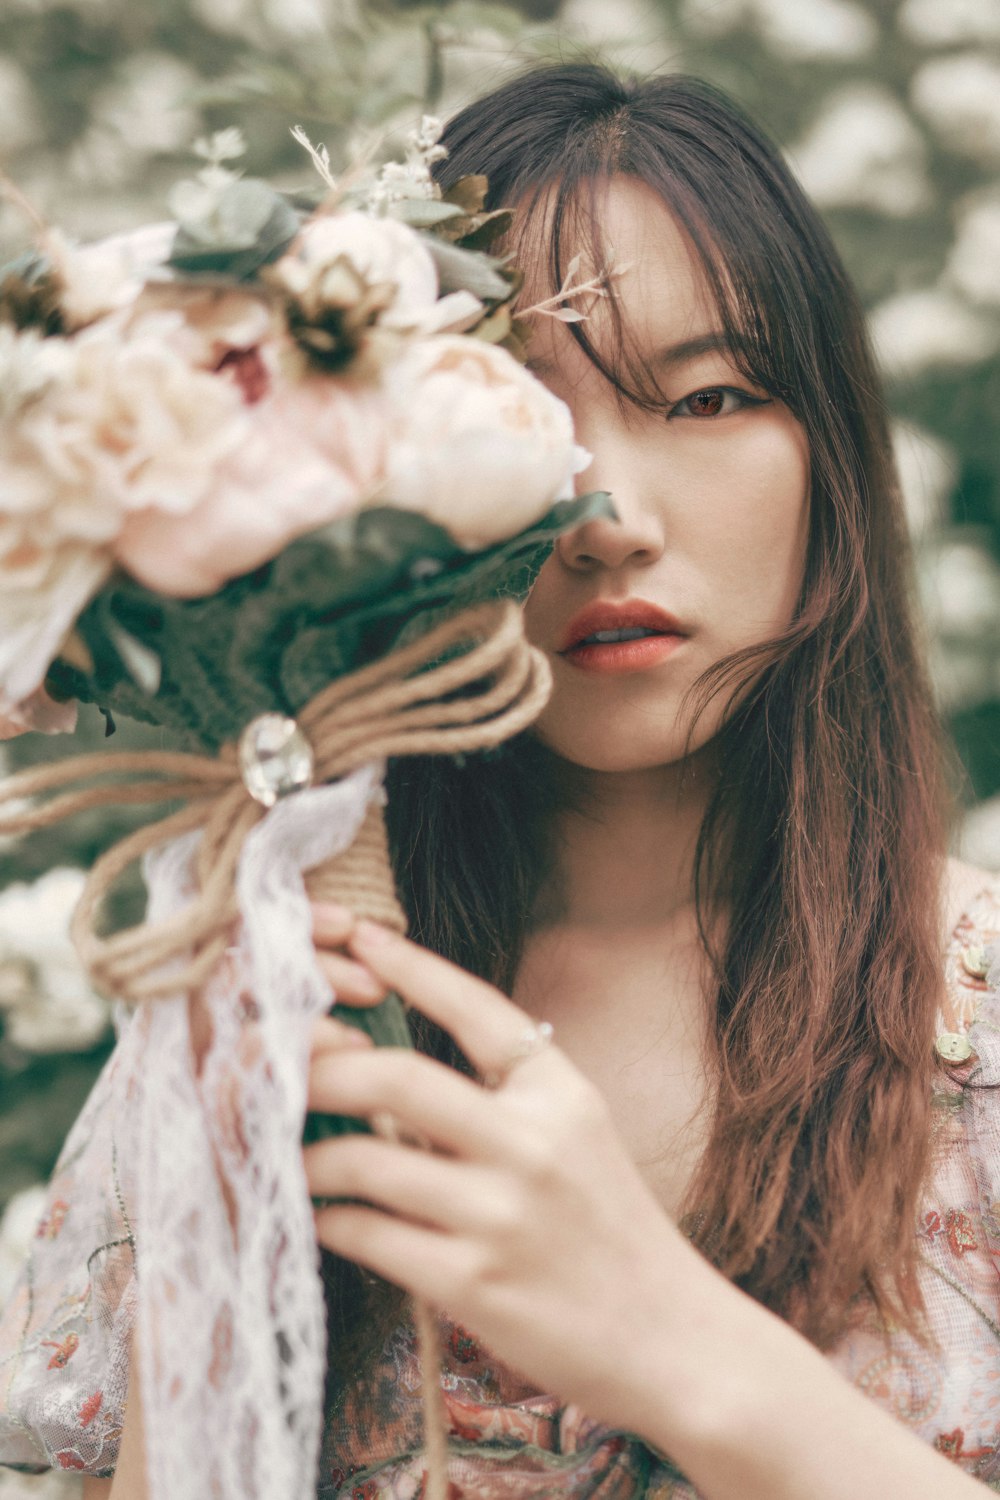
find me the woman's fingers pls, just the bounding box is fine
[308,1044,507,1160]
[313,1201,468,1302]
[347,920,557,1086]
[310,900,356,946]
[309,902,389,1005]
[309,1012,375,1055]
[315,948,388,1005]
[304,1133,501,1234]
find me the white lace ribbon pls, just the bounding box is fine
[132,760,387,1500]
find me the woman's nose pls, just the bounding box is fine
[557,470,666,573]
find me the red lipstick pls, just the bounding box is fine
[558,598,688,675]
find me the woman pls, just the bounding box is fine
[91,60,1000,1497]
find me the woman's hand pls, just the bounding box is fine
[303,902,701,1431]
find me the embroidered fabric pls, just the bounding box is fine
[319,879,1000,1496]
[0,759,386,1495]
[1,875,999,1496]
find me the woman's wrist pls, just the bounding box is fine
[605,1241,775,1464]
[609,1249,983,1500]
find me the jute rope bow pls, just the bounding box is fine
[0,598,552,1500]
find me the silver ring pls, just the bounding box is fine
[483,1020,554,1089]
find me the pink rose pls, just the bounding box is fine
[113,376,391,597]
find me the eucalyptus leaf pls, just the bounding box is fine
[169,180,301,280]
[422,236,512,303]
[0,250,51,287]
[389,199,466,229]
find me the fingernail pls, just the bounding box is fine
[352,967,387,1001]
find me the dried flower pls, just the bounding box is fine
[268,211,439,372]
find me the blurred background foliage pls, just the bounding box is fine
[1,1,999,1486]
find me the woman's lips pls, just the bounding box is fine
[555,597,690,675]
[559,633,687,675]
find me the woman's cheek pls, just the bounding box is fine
[682,414,809,644]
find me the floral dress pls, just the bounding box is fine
[1,885,999,1495]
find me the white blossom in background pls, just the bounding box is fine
[3,0,109,12]
[911,52,1000,162]
[561,0,663,47]
[918,531,1000,711]
[0,870,110,1055]
[65,122,135,191]
[0,59,41,156]
[919,533,1000,638]
[261,0,329,36]
[892,421,956,537]
[679,0,876,57]
[0,1186,46,1307]
[899,0,1000,47]
[189,0,256,36]
[67,48,203,191]
[959,795,1000,872]
[945,194,1000,308]
[788,84,930,216]
[91,53,201,159]
[868,287,1000,378]
[678,0,743,35]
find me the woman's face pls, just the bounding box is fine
[521,177,810,774]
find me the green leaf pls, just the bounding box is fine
[422,236,512,302]
[389,198,466,229]
[169,180,301,280]
[47,491,616,754]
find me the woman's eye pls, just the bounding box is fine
[671,387,764,419]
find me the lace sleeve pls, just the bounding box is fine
[0,1018,138,1477]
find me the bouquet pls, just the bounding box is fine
[0,122,615,1498]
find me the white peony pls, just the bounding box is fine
[378,336,591,547]
[0,868,111,1055]
[115,375,392,596]
[0,324,73,421]
[51,220,177,331]
[271,211,439,332]
[0,311,250,706]
[124,281,275,371]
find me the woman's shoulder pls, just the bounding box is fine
[942,855,1000,945]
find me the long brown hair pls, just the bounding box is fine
[324,62,952,1392]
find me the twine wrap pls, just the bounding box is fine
[0,599,552,1500]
